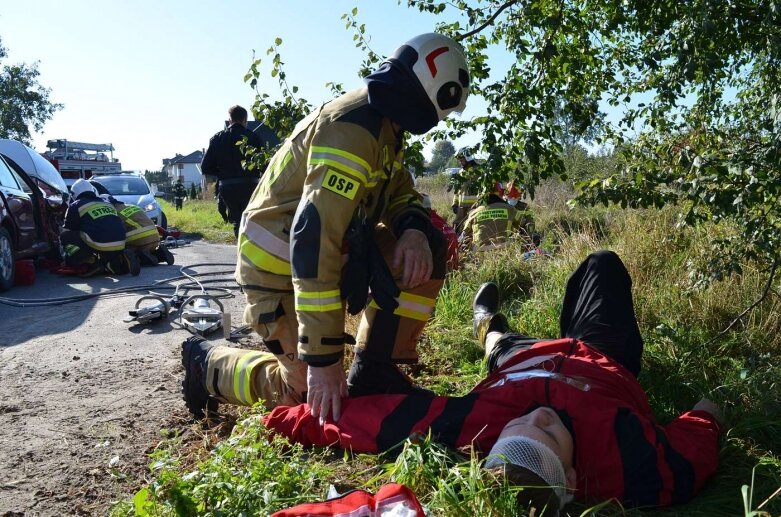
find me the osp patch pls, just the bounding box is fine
[322,169,359,200]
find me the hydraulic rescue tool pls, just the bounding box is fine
[179,294,225,335]
[124,295,170,323]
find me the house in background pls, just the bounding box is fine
[162,150,203,188]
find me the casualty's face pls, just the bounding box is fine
[498,407,575,470]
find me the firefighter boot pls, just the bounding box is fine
[156,243,175,265]
[347,353,435,397]
[473,282,509,347]
[124,249,141,276]
[181,336,219,418]
[106,250,140,276]
[138,250,159,266]
[78,256,104,278]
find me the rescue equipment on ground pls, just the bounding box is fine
[13,260,36,286]
[123,295,170,323]
[157,225,190,248]
[179,294,225,336]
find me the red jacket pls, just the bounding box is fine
[264,339,720,508]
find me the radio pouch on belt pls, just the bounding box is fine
[341,218,400,315]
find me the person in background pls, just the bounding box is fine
[459,182,533,252]
[173,177,187,211]
[450,147,480,233]
[200,105,266,237]
[181,33,470,427]
[214,182,229,223]
[59,179,138,277]
[261,251,723,515]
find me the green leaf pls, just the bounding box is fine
[133,487,150,516]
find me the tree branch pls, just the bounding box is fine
[458,0,520,40]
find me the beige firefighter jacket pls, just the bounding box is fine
[460,200,533,251]
[113,202,159,251]
[236,88,430,366]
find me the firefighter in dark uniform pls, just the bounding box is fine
[181,33,470,425]
[200,105,266,237]
[59,179,138,277]
[172,177,187,211]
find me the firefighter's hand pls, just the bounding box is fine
[307,362,347,425]
[393,229,433,289]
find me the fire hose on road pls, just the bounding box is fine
[0,263,250,338]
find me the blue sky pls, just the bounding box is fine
[0,1,479,171]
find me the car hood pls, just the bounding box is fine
[113,193,156,208]
[0,139,69,195]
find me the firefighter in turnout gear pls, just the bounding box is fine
[97,191,175,266]
[460,182,534,252]
[182,33,470,425]
[200,105,268,237]
[59,179,137,277]
[450,147,481,233]
[172,177,187,211]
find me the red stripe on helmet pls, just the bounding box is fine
[425,46,449,77]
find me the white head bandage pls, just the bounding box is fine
[420,193,432,209]
[485,436,574,510]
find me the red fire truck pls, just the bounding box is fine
[42,139,122,189]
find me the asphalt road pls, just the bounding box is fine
[0,240,246,515]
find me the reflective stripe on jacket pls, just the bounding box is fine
[114,202,159,249]
[63,194,126,252]
[460,200,530,251]
[237,87,429,365]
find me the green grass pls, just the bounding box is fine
[119,181,781,516]
[160,199,235,244]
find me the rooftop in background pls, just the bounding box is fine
[162,150,204,166]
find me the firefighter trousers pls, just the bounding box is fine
[204,226,446,408]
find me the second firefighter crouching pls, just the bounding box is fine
[459,182,534,252]
[100,194,175,266]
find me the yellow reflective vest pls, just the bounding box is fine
[237,88,430,365]
[460,200,533,251]
[113,202,159,251]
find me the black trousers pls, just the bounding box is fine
[487,250,644,377]
[59,229,120,267]
[218,183,254,238]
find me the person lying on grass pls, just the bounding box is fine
[261,251,724,514]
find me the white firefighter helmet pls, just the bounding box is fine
[392,33,470,121]
[456,147,475,162]
[70,178,97,199]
